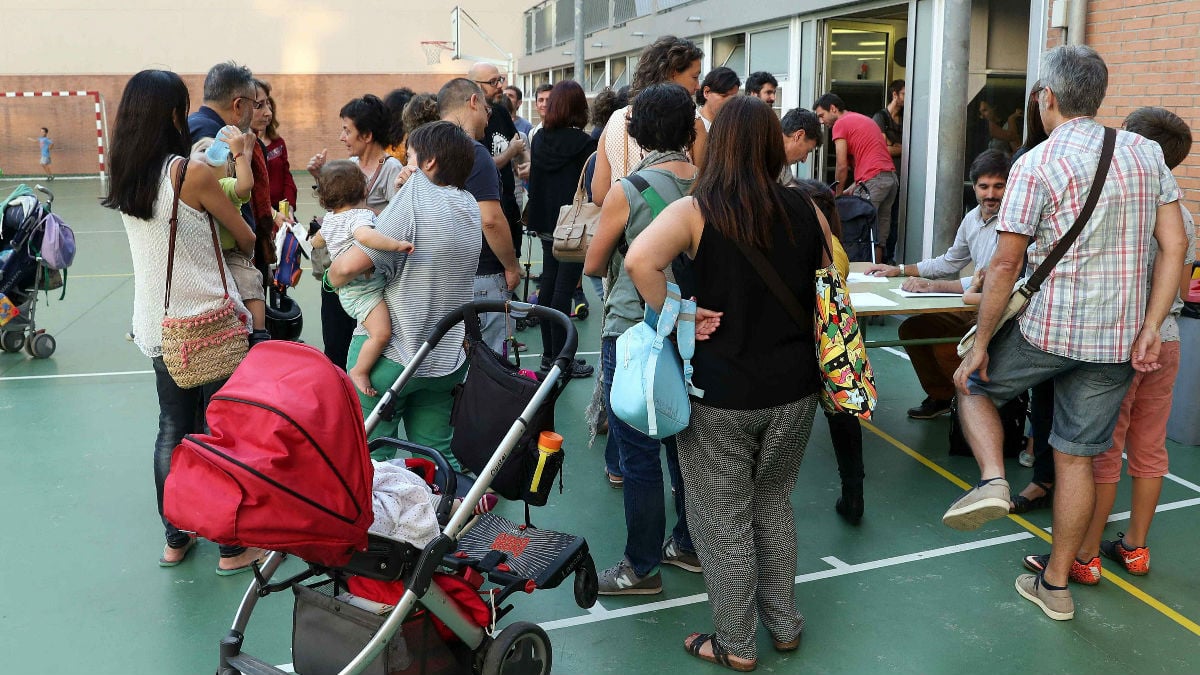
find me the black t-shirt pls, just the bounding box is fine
[689,188,823,410]
[872,108,902,171]
[464,141,503,276]
[483,104,522,230]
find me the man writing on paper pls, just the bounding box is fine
[864,149,1009,419]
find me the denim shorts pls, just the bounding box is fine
[472,273,512,354]
[967,322,1134,457]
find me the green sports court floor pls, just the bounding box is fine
[2,177,1199,675]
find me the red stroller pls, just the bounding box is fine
[164,300,596,675]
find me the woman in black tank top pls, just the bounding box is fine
[626,97,834,669]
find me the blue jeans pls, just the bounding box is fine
[152,357,245,556]
[473,273,512,355]
[601,336,693,576]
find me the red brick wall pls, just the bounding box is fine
[0,73,461,178]
[1047,0,1200,222]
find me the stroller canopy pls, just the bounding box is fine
[165,342,374,567]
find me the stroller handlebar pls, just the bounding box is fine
[431,300,578,365]
[34,185,54,204]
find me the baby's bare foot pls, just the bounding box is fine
[349,369,377,397]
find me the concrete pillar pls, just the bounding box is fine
[575,0,586,84]
[931,0,973,254]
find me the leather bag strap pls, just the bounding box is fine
[1024,126,1117,293]
[163,157,232,312]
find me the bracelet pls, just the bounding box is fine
[231,152,244,160]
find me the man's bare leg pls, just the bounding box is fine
[1043,451,1095,588]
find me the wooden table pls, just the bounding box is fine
[845,262,975,348]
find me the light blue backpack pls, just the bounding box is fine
[610,282,703,439]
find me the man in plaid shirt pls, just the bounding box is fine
[943,46,1189,621]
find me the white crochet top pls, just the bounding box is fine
[601,103,696,180]
[124,158,249,358]
[601,105,646,181]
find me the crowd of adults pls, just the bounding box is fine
[105,36,1195,671]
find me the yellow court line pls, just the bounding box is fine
[860,418,1200,637]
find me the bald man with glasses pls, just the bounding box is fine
[468,62,526,254]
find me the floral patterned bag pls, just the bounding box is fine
[733,194,876,418]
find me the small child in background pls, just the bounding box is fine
[191,126,269,345]
[311,160,413,396]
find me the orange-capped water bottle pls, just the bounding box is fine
[529,431,563,495]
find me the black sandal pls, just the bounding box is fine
[1010,481,1053,514]
[684,633,757,672]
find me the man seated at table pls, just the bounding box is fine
[864,149,1009,419]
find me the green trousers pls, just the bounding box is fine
[348,335,466,468]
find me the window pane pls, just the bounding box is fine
[712,34,747,80]
[749,27,789,76]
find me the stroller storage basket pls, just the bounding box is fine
[292,582,467,675]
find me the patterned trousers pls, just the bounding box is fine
[675,393,818,660]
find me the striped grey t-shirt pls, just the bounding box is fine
[355,169,482,377]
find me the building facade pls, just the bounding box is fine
[519,0,1198,260]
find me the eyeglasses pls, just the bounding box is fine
[234,96,267,110]
[474,76,506,88]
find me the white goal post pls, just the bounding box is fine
[3,90,110,180]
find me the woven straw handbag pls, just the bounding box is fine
[160,157,249,389]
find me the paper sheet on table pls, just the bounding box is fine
[849,292,898,308]
[846,272,890,283]
[889,288,964,299]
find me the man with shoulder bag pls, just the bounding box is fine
[945,46,1188,623]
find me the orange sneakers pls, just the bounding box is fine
[1021,553,1102,586]
[1101,534,1150,575]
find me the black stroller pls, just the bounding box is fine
[0,184,63,358]
[835,191,879,263]
[169,301,596,675]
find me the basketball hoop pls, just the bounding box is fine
[421,41,456,65]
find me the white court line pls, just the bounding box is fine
[820,556,852,570]
[1,369,152,381]
[539,531,1034,632]
[587,600,610,615]
[881,346,910,361]
[539,495,1200,633]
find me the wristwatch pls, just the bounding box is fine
[897,265,907,277]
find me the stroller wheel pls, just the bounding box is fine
[1,331,24,353]
[571,303,589,320]
[481,621,552,675]
[25,332,55,359]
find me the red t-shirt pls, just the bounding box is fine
[832,111,895,183]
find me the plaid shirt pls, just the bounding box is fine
[998,117,1181,363]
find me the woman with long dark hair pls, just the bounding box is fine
[526,81,597,377]
[102,69,264,574]
[626,96,833,671]
[307,94,404,370]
